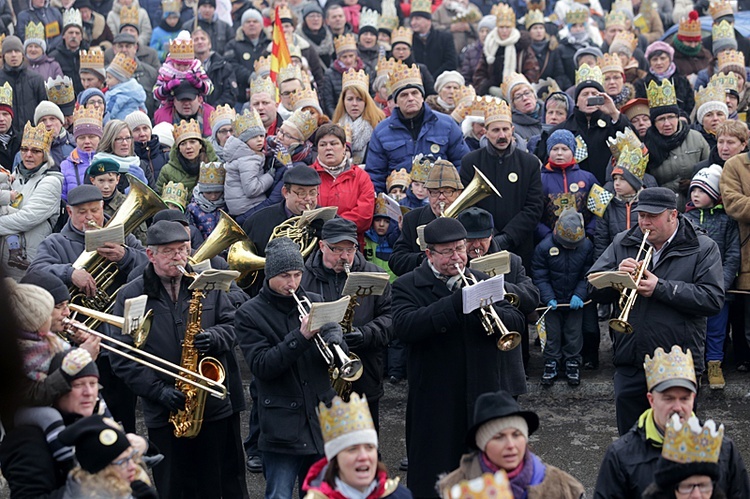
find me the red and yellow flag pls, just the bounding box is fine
[270,5,292,101]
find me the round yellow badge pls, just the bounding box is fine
[430,144,440,154]
[549,247,560,256]
[508,172,518,183]
[243,53,251,60]
[569,183,579,193]
[99,429,118,446]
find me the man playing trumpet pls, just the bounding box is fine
[588,187,724,436]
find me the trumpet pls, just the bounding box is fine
[609,230,653,334]
[454,263,521,351]
[291,289,363,382]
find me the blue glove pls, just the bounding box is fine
[547,299,557,310]
[570,295,584,310]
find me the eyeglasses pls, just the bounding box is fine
[157,246,190,258]
[114,136,133,143]
[112,450,139,468]
[429,244,467,256]
[326,244,357,255]
[512,90,534,102]
[428,188,458,198]
[216,127,233,136]
[20,147,44,155]
[290,189,318,199]
[277,128,302,142]
[676,482,713,494]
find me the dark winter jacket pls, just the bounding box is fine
[532,37,572,89]
[0,63,47,134]
[134,134,169,187]
[411,26,458,79]
[48,45,83,95]
[512,107,542,142]
[538,161,598,240]
[684,204,741,292]
[181,15,234,55]
[17,1,63,47]
[593,195,639,260]
[459,40,483,83]
[0,128,21,170]
[558,38,601,92]
[532,232,593,304]
[225,29,270,103]
[473,30,535,95]
[389,204,435,277]
[202,52,238,108]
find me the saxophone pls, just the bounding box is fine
[335,264,364,401]
[169,287,226,438]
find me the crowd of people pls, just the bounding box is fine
[0,0,750,496]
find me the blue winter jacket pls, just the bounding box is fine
[532,232,594,304]
[105,78,147,121]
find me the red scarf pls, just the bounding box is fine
[544,158,576,171]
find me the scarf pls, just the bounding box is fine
[566,30,590,45]
[318,154,350,178]
[649,62,677,81]
[333,57,365,74]
[302,24,334,56]
[672,34,702,57]
[638,408,666,447]
[17,161,43,181]
[612,84,633,108]
[480,450,535,498]
[159,18,182,32]
[0,131,11,147]
[483,28,521,81]
[94,151,140,173]
[178,151,202,176]
[334,477,378,499]
[18,331,69,382]
[546,158,577,170]
[531,40,548,59]
[192,186,224,213]
[436,96,455,112]
[644,121,690,168]
[339,115,373,159]
[290,141,313,163]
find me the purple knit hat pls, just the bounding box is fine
[645,41,674,61]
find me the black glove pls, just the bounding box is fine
[493,233,512,250]
[343,328,365,349]
[131,480,159,499]
[158,387,186,412]
[319,322,343,345]
[193,331,214,354]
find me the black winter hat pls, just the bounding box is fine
[58,415,130,473]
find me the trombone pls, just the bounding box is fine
[454,263,521,351]
[291,289,363,382]
[609,230,653,335]
[62,307,227,400]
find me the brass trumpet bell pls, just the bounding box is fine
[497,331,522,351]
[442,166,502,218]
[609,318,633,335]
[506,293,519,308]
[190,210,249,265]
[227,240,266,284]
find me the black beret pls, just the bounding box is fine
[634,187,678,214]
[322,218,358,244]
[58,415,130,473]
[283,165,321,186]
[153,208,189,226]
[21,271,70,304]
[68,184,103,206]
[86,157,120,177]
[424,217,467,245]
[147,220,190,245]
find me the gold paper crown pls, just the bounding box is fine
[278,63,302,84]
[453,85,477,108]
[533,77,561,101]
[612,0,633,14]
[360,7,378,31]
[209,104,236,131]
[342,68,369,93]
[108,53,138,80]
[21,121,53,153]
[334,33,357,54]
[317,393,376,448]
[605,9,628,28]
[285,109,318,141]
[718,48,745,73]
[575,63,603,86]
[410,153,434,182]
[710,70,740,94]
[161,0,181,13]
[709,0,733,20]
[644,345,697,392]
[386,61,422,97]
[411,0,432,15]
[168,37,194,61]
[492,3,516,27]
[679,13,702,39]
[233,108,264,137]
[695,81,728,110]
[566,5,589,25]
[289,86,320,111]
[80,48,105,69]
[288,42,302,60]
[662,415,724,465]
[500,72,531,102]
[598,53,623,74]
[484,99,512,124]
[25,21,45,41]
[119,5,140,27]
[0,82,11,107]
[448,472,513,499]
[379,0,399,33]
[254,55,271,75]
[250,76,276,97]
[376,56,399,77]
[712,19,735,43]
[63,8,82,28]
[172,119,202,145]
[198,161,226,186]
[615,144,647,180]
[607,127,642,161]
[524,9,544,29]
[610,31,638,54]
[391,26,413,47]
[387,168,411,191]
[72,105,103,129]
[374,194,388,217]
[277,5,292,20]
[162,181,189,209]
[646,79,677,108]
[45,76,75,106]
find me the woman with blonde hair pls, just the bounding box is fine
[332,68,385,164]
[95,120,151,189]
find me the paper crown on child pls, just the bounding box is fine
[644,345,697,392]
[410,153,434,182]
[448,471,513,499]
[108,53,138,81]
[233,108,265,138]
[21,121,53,153]
[387,168,411,192]
[209,104,236,133]
[607,127,644,161]
[614,144,648,181]
[162,181,189,210]
[172,119,202,145]
[198,162,226,192]
[169,31,194,61]
[317,393,377,461]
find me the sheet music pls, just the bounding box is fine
[191,259,213,273]
[381,193,403,221]
[84,224,125,252]
[123,295,148,335]
[308,296,351,332]
[470,251,511,276]
[299,206,338,226]
[587,271,637,290]
[462,274,505,314]
[189,269,241,292]
[416,225,427,251]
[341,272,390,297]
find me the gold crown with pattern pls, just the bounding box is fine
[169,36,194,61]
[646,78,677,108]
[575,63,603,86]
[254,55,271,75]
[108,53,138,80]
[411,0,432,15]
[644,345,697,392]
[342,68,369,93]
[452,86,477,117]
[250,76,276,97]
[162,181,189,209]
[334,33,357,54]
[695,81,728,110]
[662,415,724,465]
[25,22,45,41]
[45,76,75,106]
[0,82,11,107]
[276,5,292,21]
[379,0,399,33]
[318,393,377,460]
[484,98,512,124]
[607,127,643,160]
[492,3,516,27]
[612,0,633,14]
[448,471,513,499]
[73,105,103,128]
[712,19,735,43]
[289,86,320,111]
[233,108,264,137]
[63,8,82,28]
[360,7,378,31]
[615,144,647,180]
[452,93,483,123]
[172,119,202,145]
[386,61,422,97]
[598,53,623,74]
[566,5,589,24]
[278,63,302,84]
[410,153,434,182]
[610,30,638,54]
[391,26,413,47]
[605,9,628,29]
[500,72,531,102]
[209,104,236,131]
[709,0,733,20]
[376,56,399,77]
[22,121,53,152]
[387,168,411,191]
[80,48,105,69]
[679,12,702,40]
[161,0,181,13]
[198,161,226,186]
[285,109,318,141]
[288,42,302,60]
[374,194,388,217]
[120,5,140,27]
[710,70,740,94]
[718,48,745,73]
[524,9,544,29]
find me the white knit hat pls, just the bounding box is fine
[34,101,64,126]
[434,70,465,93]
[690,163,723,202]
[152,122,175,148]
[5,278,55,332]
[474,415,529,451]
[696,100,729,126]
[124,110,152,132]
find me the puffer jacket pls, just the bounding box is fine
[313,160,375,243]
[59,148,96,202]
[684,204,741,291]
[532,232,593,304]
[538,161,599,240]
[155,138,218,194]
[134,134,169,187]
[594,195,638,260]
[105,78,147,121]
[26,54,63,82]
[459,40,483,83]
[50,131,75,170]
[106,0,153,48]
[222,135,273,217]
[303,457,413,499]
[180,14,234,56]
[225,29,270,103]
[720,151,750,289]
[647,128,709,209]
[0,63,47,134]
[16,0,63,47]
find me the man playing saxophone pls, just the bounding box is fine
[110,220,240,499]
[588,187,725,436]
[235,236,347,499]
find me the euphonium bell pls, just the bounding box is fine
[442,167,502,219]
[190,210,248,265]
[227,240,266,284]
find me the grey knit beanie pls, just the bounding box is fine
[124,110,152,132]
[265,237,304,279]
[5,278,55,332]
[34,101,64,126]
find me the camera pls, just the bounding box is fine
[587,96,605,106]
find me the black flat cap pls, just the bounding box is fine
[58,415,130,473]
[153,208,189,226]
[68,184,103,206]
[21,271,70,304]
[174,81,200,100]
[113,33,137,44]
[322,218,358,244]
[633,187,677,214]
[424,217,467,245]
[147,220,190,245]
[283,165,321,186]
[457,207,494,239]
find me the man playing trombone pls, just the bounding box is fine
[588,187,724,436]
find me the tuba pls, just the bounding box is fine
[189,210,249,265]
[609,230,653,335]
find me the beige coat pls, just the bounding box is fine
[720,152,750,289]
